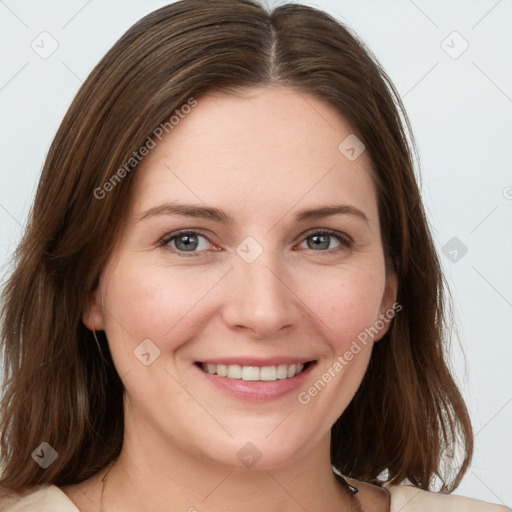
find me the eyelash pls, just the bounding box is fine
[159,228,353,258]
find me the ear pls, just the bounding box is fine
[374,272,399,342]
[82,287,105,331]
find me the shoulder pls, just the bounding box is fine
[0,484,79,512]
[386,483,510,512]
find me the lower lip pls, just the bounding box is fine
[194,363,315,401]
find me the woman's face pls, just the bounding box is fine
[85,85,397,470]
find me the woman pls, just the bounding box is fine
[0,1,508,511]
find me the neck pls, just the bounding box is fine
[101,411,352,512]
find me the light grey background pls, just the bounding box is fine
[0,0,511,506]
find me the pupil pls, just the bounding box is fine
[309,234,329,250]
[177,234,198,251]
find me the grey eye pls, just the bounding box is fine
[174,234,198,251]
[301,233,344,251]
[168,232,209,252]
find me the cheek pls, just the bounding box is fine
[292,266,386,413]
[294,263,386,347]
[100,262,226,367]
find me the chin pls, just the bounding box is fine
[184,422,322,472]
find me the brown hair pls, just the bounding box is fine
[0,0,472,493]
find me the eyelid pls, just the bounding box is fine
[159,229,218,255]
[160,228,213,243]
[299,227,353,245]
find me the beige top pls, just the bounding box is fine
[0,483,509,512]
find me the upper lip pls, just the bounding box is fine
[196,357,315,366]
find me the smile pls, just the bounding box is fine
[198,362,312,381]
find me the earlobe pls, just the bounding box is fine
[82,288,105,331]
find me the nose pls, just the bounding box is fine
[221,252,300,339]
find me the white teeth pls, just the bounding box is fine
[276,364,288,379]
[241,366,259,381]
[200,362,308,381]
[260,366,277,381]
[227,364,242,379]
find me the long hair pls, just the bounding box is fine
[0,0,472,492]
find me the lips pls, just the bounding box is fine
[194,358,316,400]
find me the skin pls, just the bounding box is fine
[61,85,397,512]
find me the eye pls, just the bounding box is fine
[159,228,352,258]
[160,230,216,257]
[297,229,352,253]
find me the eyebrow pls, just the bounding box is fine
[137,202,370,225]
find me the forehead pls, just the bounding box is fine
[131,86,378,226]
